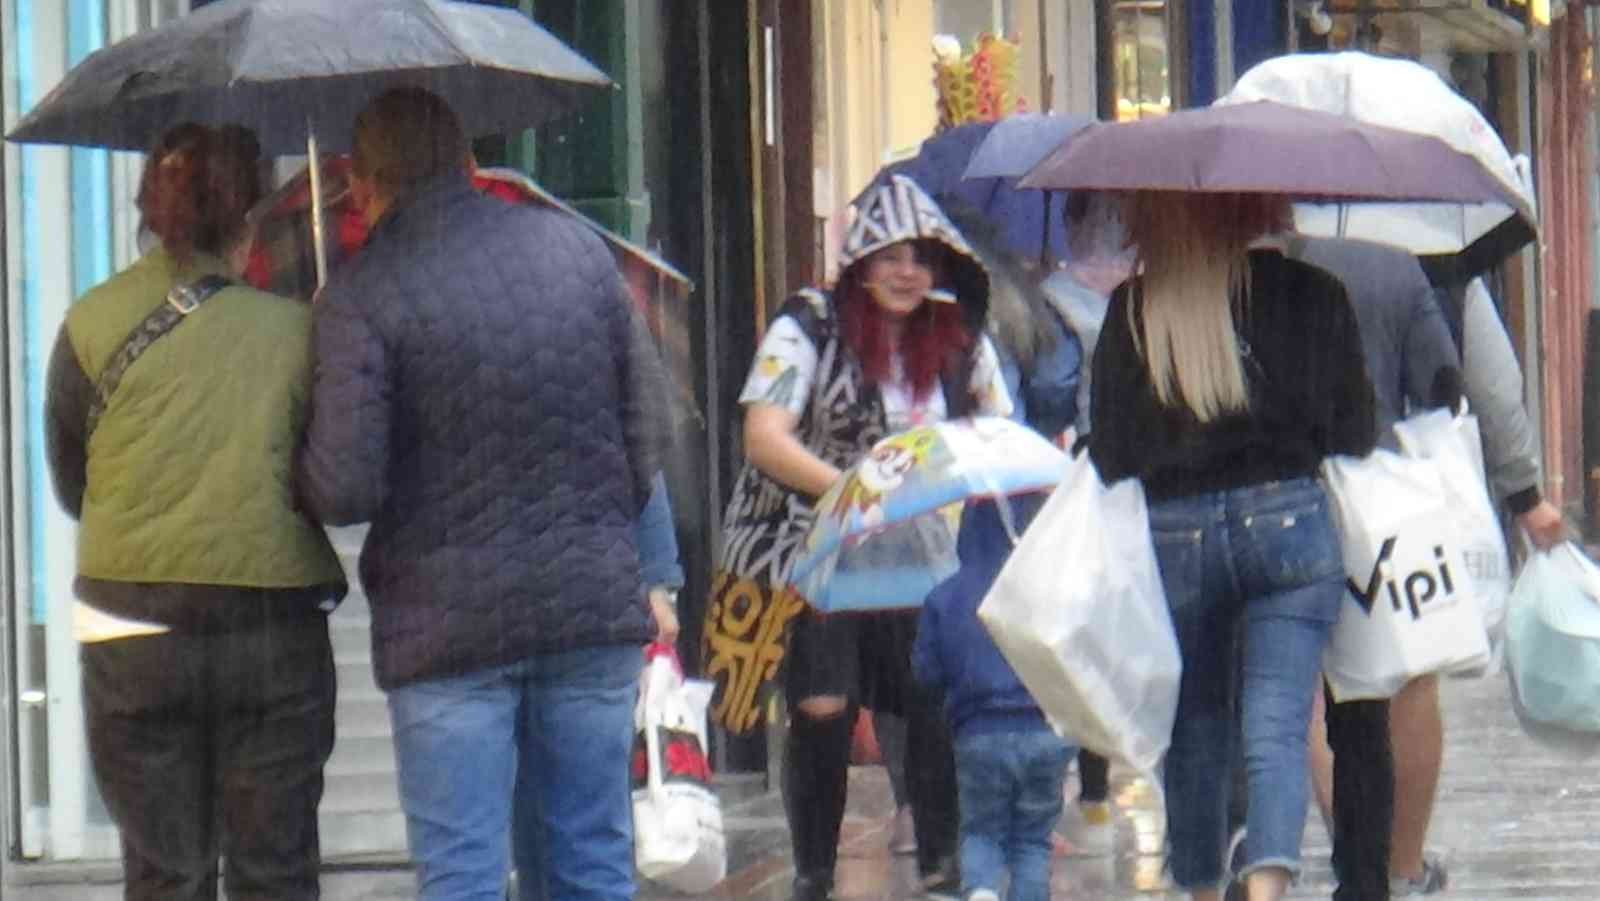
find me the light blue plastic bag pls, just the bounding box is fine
[1506,542,1600,734]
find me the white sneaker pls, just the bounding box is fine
[967,891,1001,901]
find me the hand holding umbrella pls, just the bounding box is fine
[788,416,1067,613]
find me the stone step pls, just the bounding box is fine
[336,657,381,700]
[318,809,409,861]
[330,618,371,660]
[320,769,401,816]
[335,694,392,741]
[326,733,395,777]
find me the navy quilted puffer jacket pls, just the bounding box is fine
[297,173,662,690]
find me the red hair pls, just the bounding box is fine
[837,252,973,403]
[137,123,262,265]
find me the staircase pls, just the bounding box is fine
[318,525,410,861]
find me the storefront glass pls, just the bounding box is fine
[811,0,1053,277]
[1107,0,1175,120]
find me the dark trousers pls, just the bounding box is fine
[784,692,959,885]
[1077,750,1110,804]
[82,613,336,901]
[1325,686,1393,901]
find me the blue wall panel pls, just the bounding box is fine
[1233,1,1289,81]
[1188,1,1217,107]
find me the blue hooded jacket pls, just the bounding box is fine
[912,496,1056,739]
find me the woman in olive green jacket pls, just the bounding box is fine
[44,123,346,901]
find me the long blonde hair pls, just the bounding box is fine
[1121,192,1292,423]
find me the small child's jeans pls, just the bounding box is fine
[954,728,1073,901]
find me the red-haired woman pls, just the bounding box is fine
[704,175,1009,900]
[44,123,346,901]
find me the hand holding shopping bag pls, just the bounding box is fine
[1505,542,1600,740]
[1321,440,1491,701]
[631,643,726,893]
[977,452,1181,776]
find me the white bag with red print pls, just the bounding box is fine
[632,644,725,893]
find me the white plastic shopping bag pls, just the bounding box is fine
[1321,447,1490,701]
[631,644,726,893]
[1393,406,1511,667]
[1505,542,1600,737]
[977,452,1180,775]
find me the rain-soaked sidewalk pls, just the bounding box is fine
[8,674,1598,899]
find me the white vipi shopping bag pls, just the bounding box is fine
[1321,447,1491,701]
[631,645,726,893]
[977,453,1181,775]
[1393,407,1511,670]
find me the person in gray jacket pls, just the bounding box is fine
[1289,242,1563,899]
[1458,276,1564,544]
[1286,236,1462,901]
[1375,271,1566,896]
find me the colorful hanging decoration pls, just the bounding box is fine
[932,33,1027,130]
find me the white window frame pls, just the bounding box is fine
[3,0,188,865]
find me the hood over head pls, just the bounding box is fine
[841,174,990,329]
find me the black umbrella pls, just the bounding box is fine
[4,0,611,155]
[4,0,612,287]
[1019,100,1525,209]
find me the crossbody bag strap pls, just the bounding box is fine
[86,274,231,437]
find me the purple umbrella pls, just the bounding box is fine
[1018,100,1524,208]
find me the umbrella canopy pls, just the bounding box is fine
[854,122,1069,263]
[788,417,1066,613]
[1221,52,1536,278]
[962,112,1092,180]
[1019,100,1525,210]
[4,0,611,155]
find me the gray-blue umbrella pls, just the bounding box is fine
[5,0,611,285]
[962,112,1092,180]
[4,0,611,155]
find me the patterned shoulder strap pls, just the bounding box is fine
[86,275,231,438]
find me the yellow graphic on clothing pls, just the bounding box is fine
[702,570,809,734]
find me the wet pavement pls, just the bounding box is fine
[8,673,1600,899]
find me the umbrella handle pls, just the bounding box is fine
[306,125,329,293]
[994,492,1021,547]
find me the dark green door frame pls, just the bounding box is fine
[474,0,649,241]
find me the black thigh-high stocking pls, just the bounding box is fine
[783,704,856,886]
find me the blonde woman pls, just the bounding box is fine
[1086,193,1376,901]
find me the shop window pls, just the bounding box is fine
[1103,0,1177,120]
[812,0,1048,241]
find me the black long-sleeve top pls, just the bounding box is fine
[1088,250,1378,502]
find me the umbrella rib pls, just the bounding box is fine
[420,0,475,67]
[226,4,258,86]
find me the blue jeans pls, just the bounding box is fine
[954,729,1073,901]
[386,645,642,901]
[1149,478,1344,891]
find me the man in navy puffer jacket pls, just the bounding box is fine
[913,497,1077,901]
[296,87,664,901]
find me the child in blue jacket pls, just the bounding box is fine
[912,496,1075,901]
